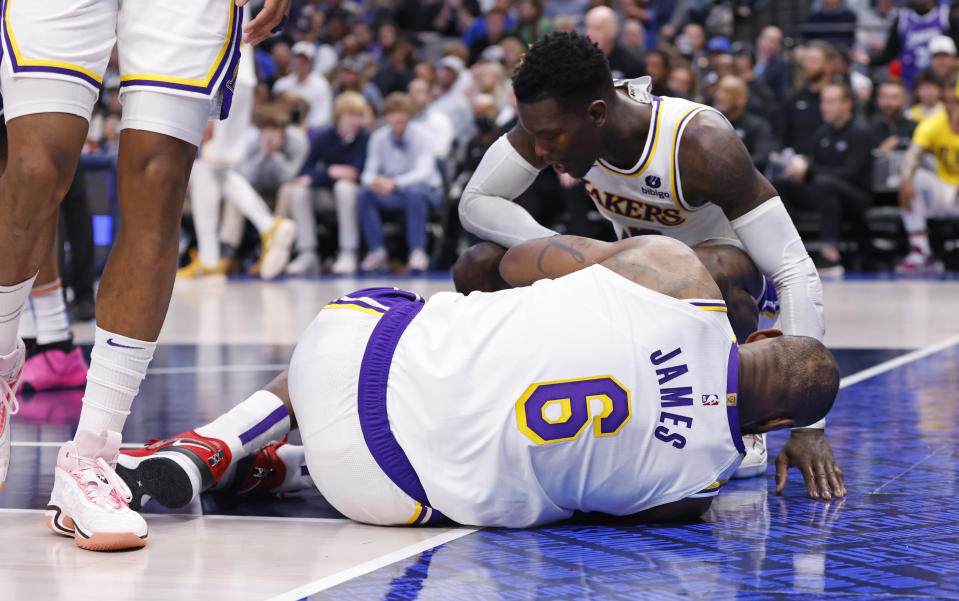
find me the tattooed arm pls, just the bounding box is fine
[499,235,721,300]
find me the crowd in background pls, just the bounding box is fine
[60,0,959,300]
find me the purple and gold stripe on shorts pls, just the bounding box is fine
[323,287,425,317]
[355,291,446,525]
[689,300,728,312]
[726,341,746,457]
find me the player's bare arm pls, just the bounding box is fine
[676,110,777,217]
[500,235,722,301]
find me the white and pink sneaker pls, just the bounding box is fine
[0,338,25,493]
[46,430,148,551]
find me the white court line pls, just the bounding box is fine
[265,527,479,601]
[838,333,959,389]
[147,363,287,375]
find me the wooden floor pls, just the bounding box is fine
[2,273,959,601]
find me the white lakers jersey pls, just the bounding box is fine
[386,265,745,527]
[583,77,737,246]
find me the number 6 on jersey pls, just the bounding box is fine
[515,376,632,444]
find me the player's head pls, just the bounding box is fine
[736,331,839,434]
[512,32,615,178]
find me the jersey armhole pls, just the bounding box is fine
[671,106,719,213]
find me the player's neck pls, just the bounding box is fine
[735,345,765,427]
[600,94,651,170]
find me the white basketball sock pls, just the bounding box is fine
[190,161,225,267]
[30,279,71,345]
[18,298,37,341]
[909,233,931,257]
[274,443,315,493]
[196,389,291,487]
[0,273,37,355]
[77,327,157,436]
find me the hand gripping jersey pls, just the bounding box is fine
[289,267,747,528]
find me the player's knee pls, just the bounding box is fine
[453,242,509,293]
[7,151,72,218]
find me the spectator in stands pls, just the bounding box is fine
[273,41,334,130]
[896,75,959,272]
[585,6,646,79]
[645,50,677,97]
[513,0,553,45]
[543,0,590,28]
[908,69,945,121]
[265,41,293,87]
[468,8,511,64]
[865,0,957,91]
[240,104,310,200]
[499,37,526,74]
[431,55,475,145]
[408,78,455,160]
[754,25,791,100]
[372,34,418,95]
[357,93,442,274]
[804,0,857,49]
[425,0,481,38]
[872,80,917,154]
[714,75,777,173]
[282,93,371,276]
[857,0,900,58]
[676,22,710,79]
[332,58,384,115]
[777,82,874,274]
[470,60,511,114]
[781,42,831,156]
[731,42,778,125]
[667,64,698,100]
[620,18,647,58]
[927,34,958,82]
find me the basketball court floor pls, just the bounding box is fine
[2,272,959,601]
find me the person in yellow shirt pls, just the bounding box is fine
[907,70,946,122]
[898,75,959,272]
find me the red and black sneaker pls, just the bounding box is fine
[116,430,232,510]
[231,438,313,498]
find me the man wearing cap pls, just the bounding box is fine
[928,34,958,82]
[273,41,334,130]
[431,55,474,145]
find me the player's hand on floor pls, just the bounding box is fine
[775,429,846,500]
[238,0,292,46]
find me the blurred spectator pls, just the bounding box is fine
[585,6,646,79]
[872,80,917,153]
[676,22,710,79]
[713,75,777,173]
[620,18,647,57]
[896,75,959,272]
[282,92,372,276]
[543,0,591,27]
[754,25,791,100]
[781,42,831,156]
[408,78,455,159]
[432,55,475,144]
[866,0,957,91]
[499,37,527,74]
[731,42,778,124]
[263,41,293,87]
[513,0,554,45]
[552,14,578,34]
[333,58,384,115]
[469,8,511,64]
[804,0,857,49]
[471,61,510,113]
[927,34,958,81]
[425,0,481,38]
[645,49,677,96]
[667,64,698,100]
[857,0,900,57]
[240,104,310,199]
[908,69,946,120]
[372,34,418,95]
[358,93,442,273]
[777,82,873,273]
[273,41,333,129]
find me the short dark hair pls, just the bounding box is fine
[823,81,854,103]
[512,32,614,111]
[916,68,944,89]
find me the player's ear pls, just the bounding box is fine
[743,328,783,344]
[754,416,795,432]
[587,99,607,127]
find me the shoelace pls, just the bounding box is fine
[75,455,133,510]
[1,367,21,418]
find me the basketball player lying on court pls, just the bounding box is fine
[107,235,838,529]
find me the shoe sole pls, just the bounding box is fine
[45,503,147,551]
[116,449,211,510]
[260,221,296,280]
